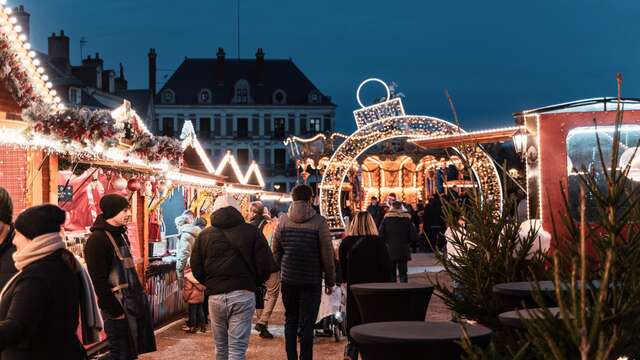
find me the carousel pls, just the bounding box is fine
[286,78,512,229]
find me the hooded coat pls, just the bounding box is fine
[379,208,417,261]
[175,216,202,282]
[272,201,336,287]
[190,206,274,295]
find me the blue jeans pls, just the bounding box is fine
[281,283,322,360]
[102,316,134,360]
[208,290,255,360]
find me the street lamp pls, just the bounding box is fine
[512,127,528,158]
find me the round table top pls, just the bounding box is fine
[350,321,492,344]
[351,282,434,292]
[493,281,555,296]
[498,307,561,328]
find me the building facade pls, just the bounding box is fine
[152,48,336,192]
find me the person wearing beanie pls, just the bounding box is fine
[84,194,156,359]
[191,194,274,359]
[0,187,17,290]
[272,184,336,360]
[0,204,87,359]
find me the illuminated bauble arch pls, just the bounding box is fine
[318,79,503,229]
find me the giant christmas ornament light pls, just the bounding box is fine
[318,78,503,229]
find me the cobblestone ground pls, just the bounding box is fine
[141,253,451,360]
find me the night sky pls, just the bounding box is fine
[19,0,640,133]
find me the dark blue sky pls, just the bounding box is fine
[19,0,640,133]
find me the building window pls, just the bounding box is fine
[198,88,212,104]
[233,79,251,104]
[274,118,285,139]
[237,149,249,165]
[213,117,221,136]
[68,87,81,105]
[264,117,271,135]
[272,89,287,105]
[252,149,260,163]
[274,149,286,168]
[308,90,321,104]
[300,118,307,134]
[226,117,233,137]
[204,148,212,158]
[214,149,222,163]
[237,118,248,139]
[161,89,175,104]
[199,118,211,139]
[252,117,260,136]
[309,117,321,132]
[162,117,174,137]
[324,116,332,132]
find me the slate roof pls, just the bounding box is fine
[158,58,335,106]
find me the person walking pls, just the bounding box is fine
[84,194,156,359]
[378,201,417,283]
[0,187,17,290]
[0,204,89,359]
[191,194,273,360]
[339,211,393,360]
[272,184,336,360]
[423,195,445,251]
[249,201,280,339]
[366,196,384,228]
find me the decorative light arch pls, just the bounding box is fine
[319,79,503,229]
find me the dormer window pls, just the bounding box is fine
[308,90,321,105]
[198,88,212,104]
[232,79,252,104]
[273,89,287,105]
[68,87,81,105]
[161,89,175,104]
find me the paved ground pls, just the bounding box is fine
[141,253,451,360]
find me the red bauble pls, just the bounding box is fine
[127,178,142,192]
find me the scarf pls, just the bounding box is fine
[0,232,103,344]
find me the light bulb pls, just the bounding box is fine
[46,82,52,88]
[9,17,17,24]
[50,89,57,96]
[28,51,35,58]
[57,103,66,110]
[32,59,40,66]
[37,67,44,73]
[54,96,61,103]
[42,75,49,81]
[18,34,26,42]
[23,42,31,50]
[14,25,21,33]
[3,7,11,14]
[0,0,7,6]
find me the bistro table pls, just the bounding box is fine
[498,307,561,329]
[493,281,557,310]
[351,321,492,360]
[351,282,434,323]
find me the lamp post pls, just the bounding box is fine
[512,127,528,158]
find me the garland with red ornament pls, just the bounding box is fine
[0,32,38,106]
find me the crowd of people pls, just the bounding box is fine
[0,183,497,360]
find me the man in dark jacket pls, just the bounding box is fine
[191,194,273,359]
[366,196,384,228]
[0,187,17,290]
[273,184,336,360]
[85,194,156,359]
[379,201,417,283]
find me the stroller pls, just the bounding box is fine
[314,284,346,342]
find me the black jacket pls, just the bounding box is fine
[0,227,17,290]
[379,210,417,261]
[0,250,86,360]
[366,204,385,228]
[191,207,274,296]
[339,235,393,333]
[84,215,128,318]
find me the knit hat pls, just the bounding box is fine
[99,194,130,220]
[0,187,12,225]
[212,194,241,214]
[15,204,66,239]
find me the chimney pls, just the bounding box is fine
[255,48,265,85]
[102,69,115,93]
[216,47,225,85]
[82,52,103,89]
[48,30,70,75]
[13,5,29,40]
[115,63,128,91]
[148,48,157,95]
